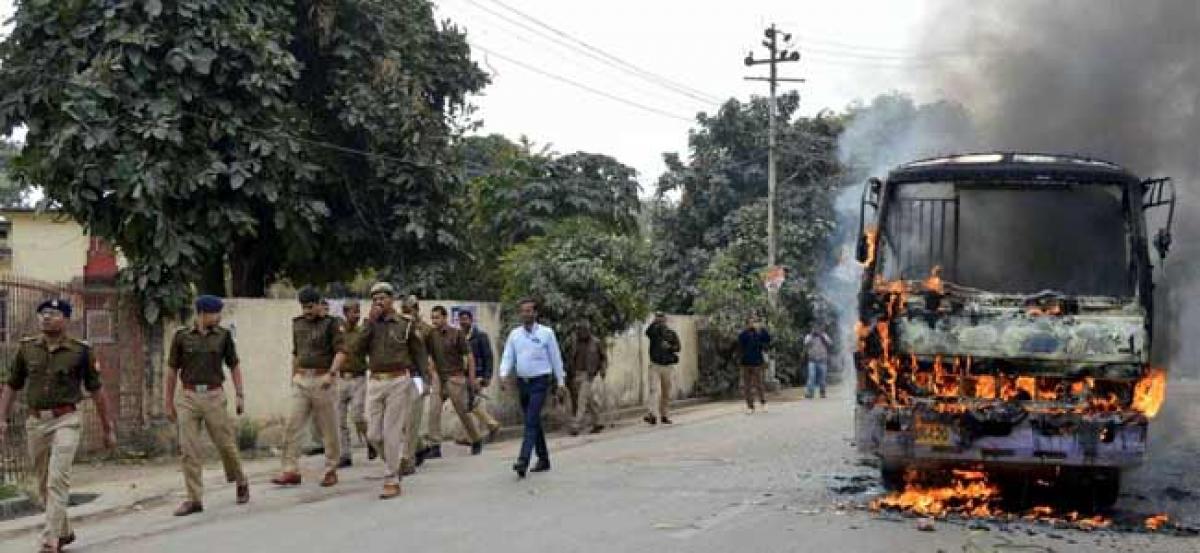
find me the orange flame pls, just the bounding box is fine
[870,469,999,518]
[1132,368,1167,418]
[861,227,879,267]
[1145,514,1169,531]
[924,265,944,294]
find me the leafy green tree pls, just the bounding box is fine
[0,141,30,208]
[499,218,650,342]
[0,0,486,320]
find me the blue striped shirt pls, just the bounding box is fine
[499,323,565,385]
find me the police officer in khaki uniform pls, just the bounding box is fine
[402,296,440,469]
[333,282,426,499]
[273,287,343,487]
[0,299,116,553]
[165,295,250,517]
[335,299,369,467]
[424,305,483,455]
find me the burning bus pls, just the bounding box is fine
[853,153,1175,507]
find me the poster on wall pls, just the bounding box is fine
[450,305,475,329]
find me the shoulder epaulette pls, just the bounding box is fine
[70,337,91,348]
[19,335,37,343]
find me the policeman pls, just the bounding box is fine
[165,295,250,517]
[0,299,116,553]
[333,282,427,499]
[424,305,483,455]
[335,299,369,467]
[403,296,440,468]
[273,287,342,487]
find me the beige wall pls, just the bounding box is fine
[2,211,89,284]
[161,299,698,445]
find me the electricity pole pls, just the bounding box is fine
[745,24,803,388]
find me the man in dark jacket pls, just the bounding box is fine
[459,310,501,440]
[737,315,771,414]
[644,312,681,425]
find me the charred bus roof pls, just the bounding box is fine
[887,153,1140,187]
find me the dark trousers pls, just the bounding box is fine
[517,375,551,464]
[741,364,766,409]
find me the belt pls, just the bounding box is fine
[370,370,411,380]
[519,374,552,382]
[294,368,331,377]
[339,371,365,379]
[183,383,222,392]
[29,404,76,420]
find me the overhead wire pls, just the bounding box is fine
[466,0,723,105]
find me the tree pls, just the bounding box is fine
[0,141,31,208]
[0,1,486,319]
[499,218,650,342]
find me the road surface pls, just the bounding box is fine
[4,384,1197,553]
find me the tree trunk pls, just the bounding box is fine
[229,239,269,297]
[197,256,227,296]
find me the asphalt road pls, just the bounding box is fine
[5,384,1198,553]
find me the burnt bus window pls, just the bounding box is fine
[880,182,1131,297]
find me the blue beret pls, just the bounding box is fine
[195,295,225,313]
[37,298,72,318]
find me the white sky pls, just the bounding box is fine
[0,0,941,188]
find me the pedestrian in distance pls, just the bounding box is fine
[423,305,485,455]
[163,295,250,517]
[459,309,501,441]
[0,299,116,553]
[331,282,427,499]
[643,312,681,425]
[803,327,833,399]
[569,321,607,436]
[737,315,772,414]
[499,298,567,478]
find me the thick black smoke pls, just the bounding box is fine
[917,0,1200,376]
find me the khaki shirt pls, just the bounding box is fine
[431,325,470,378]
[414,319,444,377]
[168,325,239,386]
[6,335,102,409]
[344,312,427,375]
[292,315,344,370]
[339,319,367,375]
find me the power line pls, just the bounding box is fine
[469,42,695,123]
[470,0,724,105]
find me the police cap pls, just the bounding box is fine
[195,295,225,314]
[36,298,72,318]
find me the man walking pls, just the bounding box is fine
[335,282,426,499]
[0,299,116,552]
[335,299,369,466]
[803,327,833,399]
[499,298,566,478]
[738,316,772,414]
[423,306,484,455]
[273,287,342,488]
[570,322,607,435]
[401,296,436,473]
[459,310,501,441]
[643,312,681,425]
[164,295,250,517]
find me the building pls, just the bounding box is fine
[0,208,119,285]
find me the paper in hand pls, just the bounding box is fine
[412,376,425,395]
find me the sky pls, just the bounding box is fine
[0,0,940,188]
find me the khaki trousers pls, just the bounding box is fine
[741,363,766,408]
[471,391,501,433]
[336,374,368,457]
[425,375,480,445]
[366,375,416,483]
[402,381,427,469]
[647,363,674,418]
[176,389,247,503]
[573,376,604,431]
[282,374,341,473]
[26,411,81,545]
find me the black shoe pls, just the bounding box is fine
[531,459,551,473]
[513,462,528,479]
[426,445,443,459]
[337,457,352,469]
[568,428,580,436]
[367,444,378,460]
[415,448,428,467]
[589,425,605,434]
[661,417,673,425]
[643,414,657,425]
[820,391,827,399]
[471,441,483,455]
[302,446,325,456]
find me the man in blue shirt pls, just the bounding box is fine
[737,315,771,414]
[499,298,566,478]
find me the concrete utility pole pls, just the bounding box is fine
[745,24,803,388]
